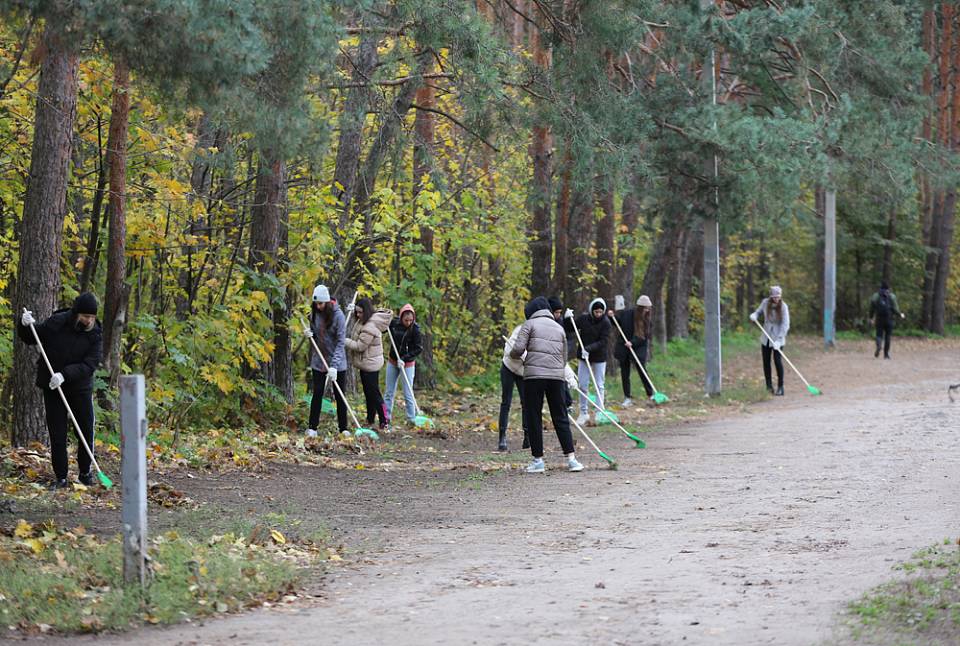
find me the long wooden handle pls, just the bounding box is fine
[751,319,811,388]
[609,313,659,394]
[299,315,364,430]
[386,327,420,413]
[24,310,102,474]
[569,316,604,408]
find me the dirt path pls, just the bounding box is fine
[80,339,960,645]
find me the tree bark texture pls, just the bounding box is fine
[594,180,616,307]
[528,15,553,298]
[413,61,437,388]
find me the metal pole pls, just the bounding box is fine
[120,374,148,587]
[823,188,836,348]
[701,0,722,396]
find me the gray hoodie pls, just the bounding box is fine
[309,304,347,372]
[751,298,790,348]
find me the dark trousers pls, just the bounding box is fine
[761,343,784,389]
[523,378,575,459]
[498,365,528,439]
[43,388,94,480]
[876,321,893,357]
[620,348,654,398]
[309,369,348,432]
[359,370,387,426]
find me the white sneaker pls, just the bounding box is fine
[305,429,318,438]
[576,413,589,426]
[567,456,584,472]
[525,458,546,473]
[622,398,633,407]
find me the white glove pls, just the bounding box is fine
[564,365,579,390]
[48,372,64,390]
[302,325,313,338]
[21,310,35,327]
[581,349,590,361]
[900,312,906,319]
[563,308,574,320]
[346,303,356,313]
[772,341,782,351]
[749,313,758,322]
[326,368,338,383]
[625,341,633,348]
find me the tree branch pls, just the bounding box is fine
[410,103,500,152]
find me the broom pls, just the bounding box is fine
[24,310,113,489]
[609,312,669,404]
[386,327,433,429]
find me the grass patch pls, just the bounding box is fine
[0,519,310,635]
[846,539,960,643]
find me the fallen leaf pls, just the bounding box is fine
[270,530,286,545]
[13,519,32,538]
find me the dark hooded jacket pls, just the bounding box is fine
[388,304,423,365]
[18,308,102,395]
[574,298,611,363]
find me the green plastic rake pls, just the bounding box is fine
[568,413,617,469]
[386,328,434,429]
[577,387,645,449]
[752,319,822,396]
[609,313,669,404]
[25,311,113,489]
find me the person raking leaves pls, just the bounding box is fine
[18,293,103,490]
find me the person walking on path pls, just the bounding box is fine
[385,304,423,425]
[303,285,348,437]
[610,295,655,406]
[499,323,528,451]
[568,297,611,425]
[749,286,790,396]
[345,298,393,430]
[868,281,905,359]
[510,297,583,473]
[18,293,102,489]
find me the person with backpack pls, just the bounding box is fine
[868,281,905,359]
[611,295,655,406]
[566,297,611,425]
[510,297,583,473]
[345,298,393,430]
[499,323,528,451]
[749,286,790,396]
[385,304,423,425]
[18,293,103,489]
[303,285,348,437]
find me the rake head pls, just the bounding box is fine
[652,391,669,404]
[354,428,380,441]
[599,452,618,470]
[625,431,646,449]
[321,398,336,414]
[413,414,434,429]
[806,384,822,396]
[96,471,113,489]
[595,409,619,425]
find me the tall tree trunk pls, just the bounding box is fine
[566,183,593,311]
[12,25,79,446]
[273,176,293,402]
[528,17,553,297]
[594,179,616,306]
[79,115,106,293]
[102,60,130,387]
[641,216,681,348]
[881,206,896,286]
[413,60,437,388]
[552,147,572,300]
[176,114,216,319]
[615,182,639,302]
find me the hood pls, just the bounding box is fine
[589,297,607,313]
[525,297,550,320]
[398,303,416,322]
[369,309,393,332]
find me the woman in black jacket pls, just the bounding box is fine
[18,293,102,489]
[612,295,655,406]
[568,297,610,425]
[384,303,423,425]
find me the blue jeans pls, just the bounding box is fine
[578,360,606,413]
[385,362,417,421]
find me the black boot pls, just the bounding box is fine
[875,342,881,358]
[775,386,784,396]
[78,472,94,487]
[497,431,508,452]
[48,478,68,491]
[766,381,774,394]
[521,431,530,450]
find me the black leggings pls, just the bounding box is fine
[498,364,528,438]
[523,378,575,459]
[876,321,893,356]
[309,369,348,432]
[761,343,784,389]
[359,370,387,426]
[620,346,653,398]
[43,388,94,480]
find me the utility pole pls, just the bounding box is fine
[702,0,721,395]
[823,188,837,348]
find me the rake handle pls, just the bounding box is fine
[24,311,103,476]
[569,316,604,409]
[751,319,811,389]
[609,313,660,395]
[299,315,366,432]
[386,327,421,415]
[567,413,613,463]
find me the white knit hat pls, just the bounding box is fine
[312,284,331,303]
[636,295,652,307]
[770,285,782,298]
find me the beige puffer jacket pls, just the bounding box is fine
[502,324,524,376]
[510,309,567,380]
[345,309,392,372]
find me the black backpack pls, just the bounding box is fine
[875,290,892,319]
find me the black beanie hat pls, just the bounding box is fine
[73,292,99,315]
[524,296,550,320]
[547,296,562,312]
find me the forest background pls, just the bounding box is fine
[1,0,958,446]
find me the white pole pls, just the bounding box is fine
[120,375,147,587]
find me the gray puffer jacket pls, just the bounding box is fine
[309,304,347,372]
[345,309,393,372]
[510,309,567,381]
